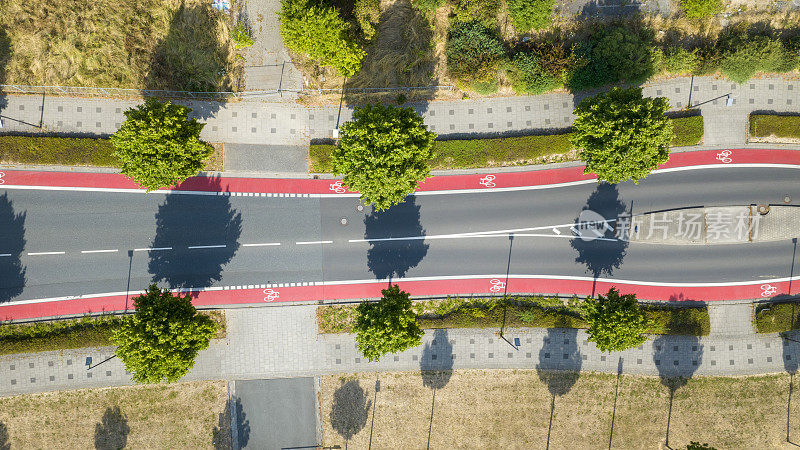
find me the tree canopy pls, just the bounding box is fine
[572,87,673,184]
[111,99,211,191]
[332,104,436,211]
[111,284,217,383]
[279,0,365,77]
[582,288,651,352]
[353,285,423,362]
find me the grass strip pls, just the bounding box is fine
[317,296,710,336]
[750,114,800,139]
[670,115,704,146]
[754,301,800,333]
[0,135,120,167]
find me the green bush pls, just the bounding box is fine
[507,0,554,31]
[680,0,724,18]
[278,0,365,77]
[451,0,500,26]
[0,135,119,167]
[506,51,561,95]
[445,21,505,83]
[412,0,444,13]
[645,307,710,335]
[754,301,800,333]
[231,20,255,49]
[661,46,698,74]
[670,115,704,147]
[354,0,381,42]
[470,80,498,94]
[0,316,120,356]
[749,114,800,139]
[718,27,796,83]
[568,24,659,91]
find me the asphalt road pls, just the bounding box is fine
[1,166,799,302]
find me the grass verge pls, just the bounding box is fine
[0,380,228,448]
[0,310,226,356]
[754,301,799,333]
[670,115,704,146]
[308,116,704,172]
[0,135,223,171]
[322,370,799,449]
[750,114,800,140]
[316,296,710,336]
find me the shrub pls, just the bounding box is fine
[279,0,365,77]
[446,21,505,83]
[680,0,723,18]
[718,29,795,83]
[470,80,498,94]
[661,46,698,74]
[231,20,255,49]
[749,114,800,139]
[0,136,119,167]
[507,0,554,31]
[670,115,704,147]
[451,0,500,26]
[412,0,444,13]
[506,50,561,95]
[568,24,658,91]
[572,87,673,184]
[355,0,381,41]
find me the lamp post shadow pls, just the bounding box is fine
[537,327,581,449]
[420,329,453,450]
[653,332,703,449]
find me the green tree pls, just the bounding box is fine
[353,285,423,362]
[582,288,652,352]
[279,0,365,77]
[506,50,561,95]
[680,0,723,18]
[445,21,506,84]
[111,284,217,383]
[332,104,436,211]
[572,87,673,184]
[507,0,554,31]
[111,99,211,191]
[717,26,795,84]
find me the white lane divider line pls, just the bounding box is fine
[242,243,281,247]
[188,245,227,249]
[134,247,172,252]
[27,251,66,256]
[81,249,119,254]
[296,240,333,245]
[0,253,12,257]
[552,228,562,235]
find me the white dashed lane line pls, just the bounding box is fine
[242,243,281,247]
[27,251,66,256]
[7,239,338,256]
[188,245,227,249]
[133,247,172,252]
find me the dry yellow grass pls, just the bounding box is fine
[0,380,228,449]
[0,0,240,91]
[321,370,800,449]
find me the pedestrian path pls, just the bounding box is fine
[0,300,797,397]
[1,75,798,173]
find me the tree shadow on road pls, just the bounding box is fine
[148,176,241,290]
[330,378,372,449]
[653,332,703,449]
[570,183,629,296]
[537,327,581,450]
[94,406,130,450]
[0,193,26,303]
[365,196,428,280]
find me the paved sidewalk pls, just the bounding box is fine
[1,75,799,173]
[0,301,796,397]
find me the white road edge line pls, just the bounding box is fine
[295,240,333,245]
[242,243,281,247]
[81,249,119,254]
[133,247,172,252]
[7,273,800,307]
[27,251,65,256]
[188,245,227,249]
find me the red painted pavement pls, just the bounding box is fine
[1,149,798,195]
[0,276,789,321]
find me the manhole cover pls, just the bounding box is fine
[785,195,792,203]
[340,217,348,226]
[356,204,364,212]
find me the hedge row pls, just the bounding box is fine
[0,316,120,356]
[749,114,800,139]
[309,116,703,172]
[0,135,119,167]
[755,302,800,333]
